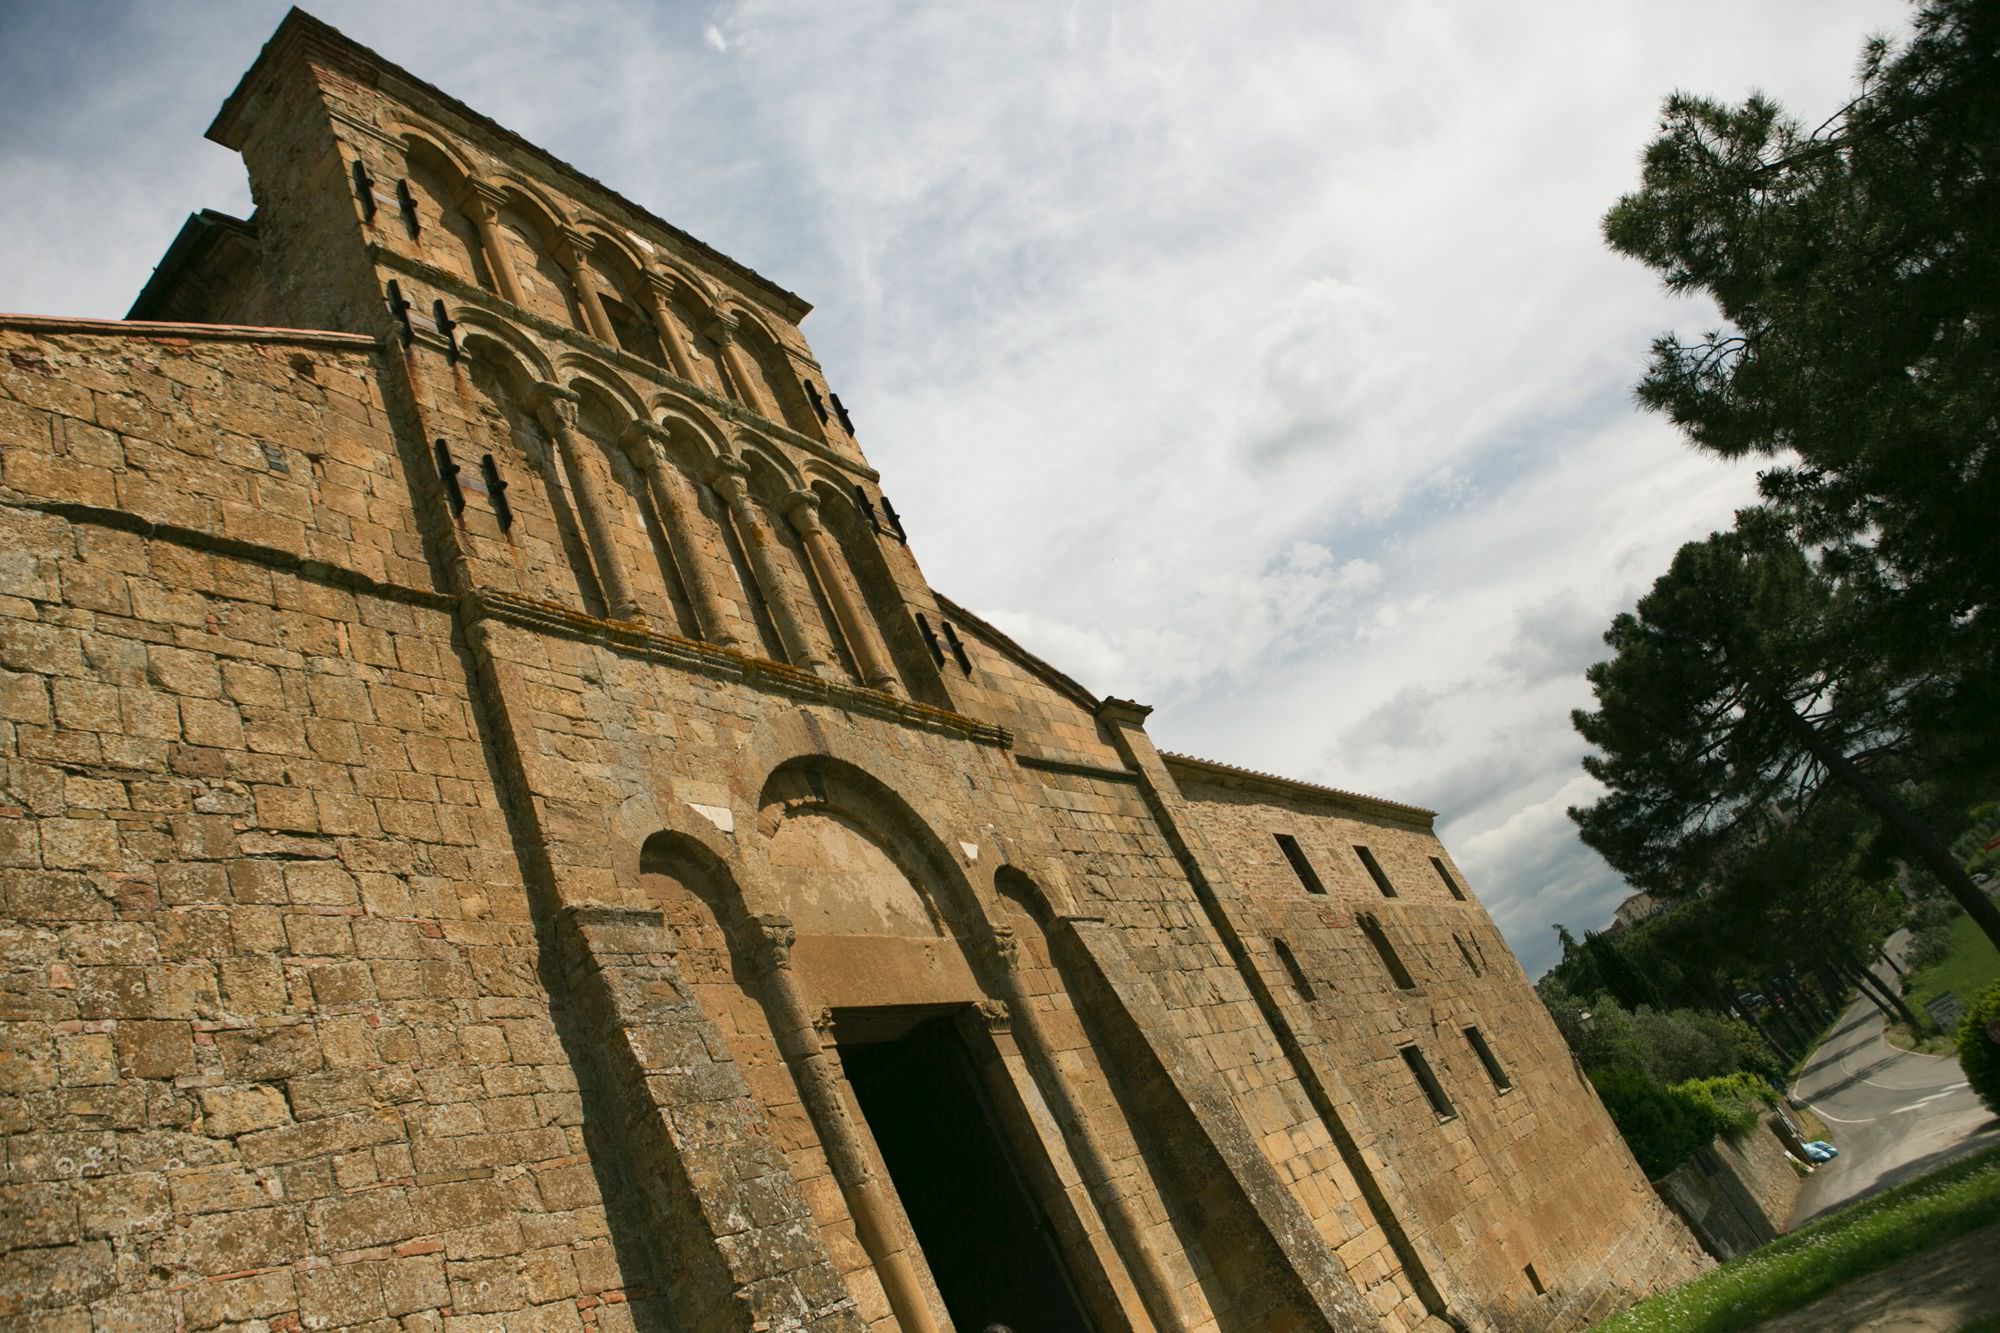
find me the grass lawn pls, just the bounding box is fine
[1591,1145,2000,1332]
[1901,913,2000,1017]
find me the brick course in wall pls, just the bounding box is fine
[0,10,1708,1331]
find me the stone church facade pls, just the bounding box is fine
[0,12,1707,1331]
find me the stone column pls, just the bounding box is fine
[747,916,943,1333]
[641,274,699,382]
[706,314,766,415]
[620,422,740,648]
[559,230,619,346]
[459,183,525,306]
[529,382,643,623]
[781,491,900,694]
[980,926,1189,1332]
[706,458,825,673]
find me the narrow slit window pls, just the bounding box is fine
[351,159,376,222]
[1431,855,1466,900]
[433,300,458,361]
[1524,1264,1546,1296]
[1273,938,1314,1001]
[434,440,465,517]
[396,179,421,238]
[1274,834,1326,895]
[1359,914,1415,990]
[1399,1044,1455,1119]
[914,613,947,668]
[385,280,412,344]
[880,495,908,542]
[480,455,513,531]
[940,621,973,674]
[1463,1026,1512,1092]
[802,380,830,423]
[852,484,881,533]
[829,392,855,434]
[1354,844,1397,897]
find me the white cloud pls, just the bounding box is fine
[0,0,1914,977]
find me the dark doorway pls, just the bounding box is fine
[840,1014,1093,1333]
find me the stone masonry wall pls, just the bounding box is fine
[1172,769,1711,1329]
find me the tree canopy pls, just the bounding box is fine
[1602,0,2000,783]
[1569,512,2000,948]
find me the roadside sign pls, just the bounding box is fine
[1926,991,1963,1029]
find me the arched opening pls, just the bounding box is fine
[495,196,584,332]
[658,283,730,397]
[733,317,824,438]
[401,140,489,290]
[635,831,889,1316]
[584,243,667,367]
[755,764,1094,1332]
[463,343,605,616]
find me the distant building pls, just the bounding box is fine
[0,11,1707,1330]
[1607,892,1665,935]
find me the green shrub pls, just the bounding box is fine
[1960,981,2000,1117]
[1592,1068,1768,1178]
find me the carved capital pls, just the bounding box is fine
[618,419,669,468]
[748,912,796,972]
[526,381,579,433]
[989,923,1019,971]
[975,998,1011,1034]
[555,227,597,273]
[456,181,507,221]
[780,489,824,535]
[704,455,749,498]
[704,313,739,347]
[811,1007,839,1044]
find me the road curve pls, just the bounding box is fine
[1788,939,1998,1223]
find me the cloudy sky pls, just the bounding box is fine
[0,0,1913,976]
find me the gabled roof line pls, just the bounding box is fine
[211,8,811,324]
[0,312,378,350]
[1162,751,1438,826]
[931,594,1101,713]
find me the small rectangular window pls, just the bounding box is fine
[1359,914,1415,990]
[1354,844,1397,897]
[1400,1045,1455,1119]
[1431,855,1466,900]
[1463,1026,1512,1092]
[1274,834,1326,894]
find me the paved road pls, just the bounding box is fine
[1789,934,1999,1223]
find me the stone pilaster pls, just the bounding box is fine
[622,421,741,647]
[707,458,825,673]
[529,381,643,623]
[457,182,525,306]
[558,230,619,346]
[783,490,900,694]
[746,914,944,1333]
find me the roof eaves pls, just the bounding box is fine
[1162,751,1438,826]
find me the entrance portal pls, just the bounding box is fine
[840,1015,1093,1332]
